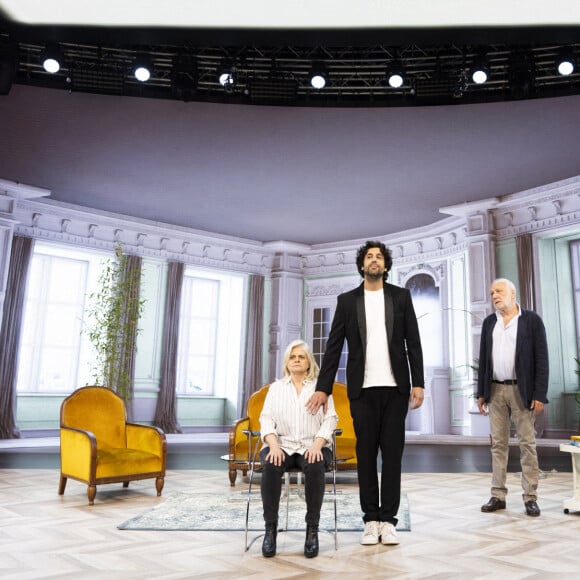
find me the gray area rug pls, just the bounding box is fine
[118,491,410,532]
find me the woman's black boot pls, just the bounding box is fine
[262,522,277,558]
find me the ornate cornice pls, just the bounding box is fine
[13,198,274,275]
[304,275,360,297]
[8,175,580,277]
[442,176,580,240]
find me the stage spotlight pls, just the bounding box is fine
[308,62,327,89]
[470,55,490,84]
[217,61,235,91]
[386,62,405,88]
[557,49,575,76]
[132,55,152,82]
[40,44,63,74]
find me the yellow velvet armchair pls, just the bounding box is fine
[59,386,167,505]
[227,381,357,486]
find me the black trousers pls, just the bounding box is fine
[260,447,332,526]
[349,387,408,525]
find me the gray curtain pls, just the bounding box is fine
[241,274,265,411]
[0,236,34,439]
[516,234,536,310]
[117,254,142,421]
[516,233,546,435]
[154,261,183,433]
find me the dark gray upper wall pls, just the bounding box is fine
[1,84,580,245]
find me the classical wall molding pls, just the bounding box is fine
[396,261,446,287]
[8,175,580,278]
[441,176,580,240]
[304,275,360,297]
[0,178,51,200]
[492,176,580,237]
[13,198,274,275]
[301,215,468,276]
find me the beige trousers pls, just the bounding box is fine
[488,382,539,502]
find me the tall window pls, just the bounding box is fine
[406,273,442,367]
[17,243,110,393]
[176,268,244,396]
[312,306,347,383]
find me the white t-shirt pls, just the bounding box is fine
[362,289,397,388]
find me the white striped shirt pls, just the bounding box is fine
[259,377,338,455]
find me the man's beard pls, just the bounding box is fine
[364,267,384,281]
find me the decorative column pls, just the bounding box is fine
[441,198,499,434]
[266,243,308,380]
[0,179,50,329]
[441,198,499,357]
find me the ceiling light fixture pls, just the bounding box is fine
[308,62,327,89]
[557,48,576,76]
[216,61,235,92]
[39,44,63,74]
[470,54,490,84]
[386,62,405,88]
[132,55,152,82]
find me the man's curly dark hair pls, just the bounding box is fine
[355,240,392,281]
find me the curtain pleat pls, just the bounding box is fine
[0,236,34,439]
[516,234,535,310]
[241,274,265,411]
[154,261,183,433]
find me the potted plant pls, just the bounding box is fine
[466,358,490,436]
[574,358,580,432]
[85,244,145,409]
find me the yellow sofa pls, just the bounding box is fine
[227,381,357,485]
[59,386,167,505]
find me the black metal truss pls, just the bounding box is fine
[2,34,580,107]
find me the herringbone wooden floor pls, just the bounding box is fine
[1,465,579,579]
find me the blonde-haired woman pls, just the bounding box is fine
[259,339,338,559]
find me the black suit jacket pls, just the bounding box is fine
[316,282,424,400]
[477,308,549,405]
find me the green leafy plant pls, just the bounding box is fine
[85,245,144,404]
[460,358,479,398]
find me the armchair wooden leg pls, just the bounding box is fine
[155,477,165,496]
[58,475,67,495]
[123,481,130,488]
[88,485,97,505]
[228,468,237,486]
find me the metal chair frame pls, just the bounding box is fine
[243,428,342,552]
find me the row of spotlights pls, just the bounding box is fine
[37,46,577,87]
[39,46,154,82]
[469,50,577,85]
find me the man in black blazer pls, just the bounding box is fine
[477,278,548,517]
[306,240,424,546]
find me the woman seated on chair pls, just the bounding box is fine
[259,339,338,559]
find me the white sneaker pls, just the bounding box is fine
[360,520,380,545]
[379,521,400,545]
